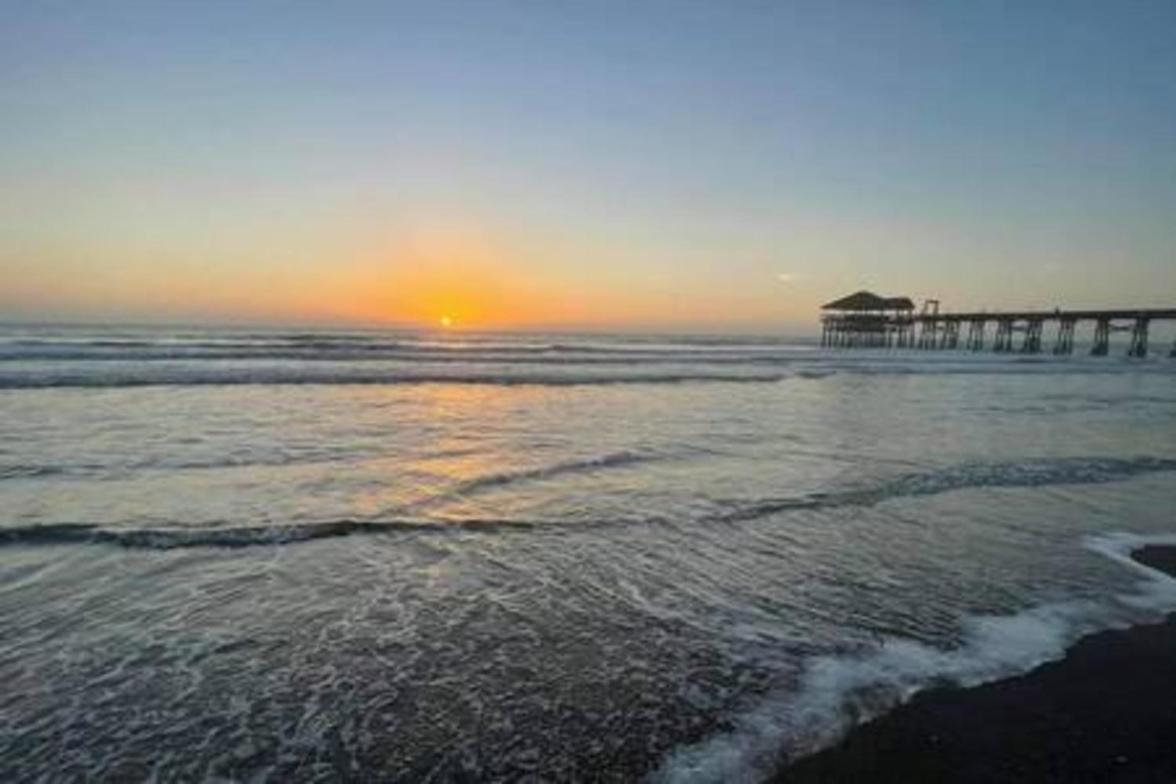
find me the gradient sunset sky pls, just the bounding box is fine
[3,1,1174,331]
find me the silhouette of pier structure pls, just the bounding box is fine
[820,291,1176,358]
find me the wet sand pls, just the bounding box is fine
[775,546,1176,783]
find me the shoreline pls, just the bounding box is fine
[774,545,1176,783]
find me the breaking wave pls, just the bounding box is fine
[0,369,788,389]
[652,531,1176,783]
[0,344,803,366]
[0,517,541,549]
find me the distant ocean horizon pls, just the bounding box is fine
[3,322,1176,780]
[0,319,825,343]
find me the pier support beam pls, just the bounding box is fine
[966,319,986,351]
[1021,319,1043,353]
[917,319,938,349]
[1053,318,1076,355]
[940,320,960,350]
[896,321,913,348]
[1091,318,1110,356]
[993,319,1014,353]
[1127,317,1150,358]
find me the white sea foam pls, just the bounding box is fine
[1084,531,1176,609]
[652,532,1176,784]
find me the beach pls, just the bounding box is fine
[777,547,1176,783]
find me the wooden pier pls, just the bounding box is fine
[820,291,1176,358]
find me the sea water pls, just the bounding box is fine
[2,324,1175,781]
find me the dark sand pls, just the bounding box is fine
[1133,545,1176,579]
[775,546,1176,784]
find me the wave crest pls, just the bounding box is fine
[0,370,787,389]
[0,518,539,550]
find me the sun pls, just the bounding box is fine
[439,315,454,328]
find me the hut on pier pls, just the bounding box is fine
[821,290,915,348]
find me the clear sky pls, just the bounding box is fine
[2,1,1174,331]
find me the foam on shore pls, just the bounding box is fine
[652,533,1176,784]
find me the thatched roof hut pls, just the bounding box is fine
[822,291,914,312]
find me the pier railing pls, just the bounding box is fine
[820,309,1176,357]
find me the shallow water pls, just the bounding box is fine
[2,325,1176,781]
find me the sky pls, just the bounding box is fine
[2,1,1174,332]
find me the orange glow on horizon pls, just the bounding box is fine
[328,228,568,329]
[17,224,811,330]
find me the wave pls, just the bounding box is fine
[651,532,1176,783]
[0,332,791,357]
[409,449,675,508]
[2,356,1171,391]
[0,348,804,366]
[0,450,683,545]
[0,517,542,549]
[0,369,788,389]
[719,456,1176,522]
[0,449,669,486]
[0,464,69,480]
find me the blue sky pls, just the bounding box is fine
[2,1,1174,329]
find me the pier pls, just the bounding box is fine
[820,291,1176,357]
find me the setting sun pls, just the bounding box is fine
[440,315,453,328]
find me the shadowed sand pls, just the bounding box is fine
[1132,545,1176,579]
[775,546,1176,784]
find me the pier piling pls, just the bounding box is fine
[938,320,958,350]
[1127,317,1150,358]
[896,321,914,348]
[1053,318,1076,355]
[917,320,937,349]
[1021,319,1043,354]
[966,319,986,351]
[993,319,1014,353]
[1091,318,1110,356]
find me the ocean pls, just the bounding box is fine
[2,323,1176,781]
